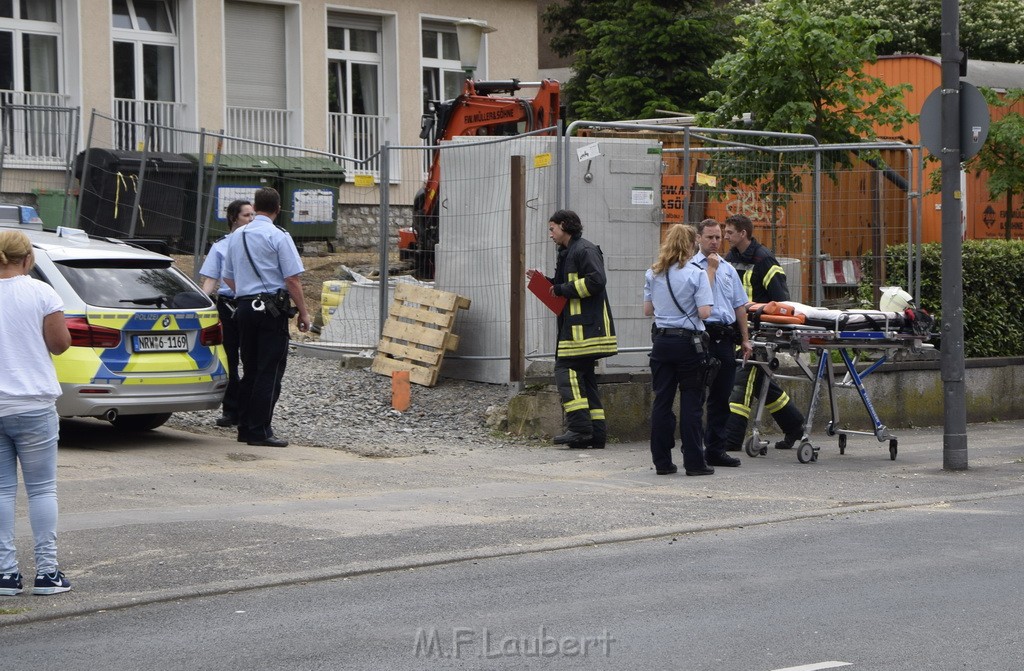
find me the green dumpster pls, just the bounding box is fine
[182,153,278,245]
[270,156,345,240]
[32,188,75,232]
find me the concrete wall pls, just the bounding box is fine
[506,357,1024,444]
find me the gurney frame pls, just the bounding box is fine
[743,319,930,463]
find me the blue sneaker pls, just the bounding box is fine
[32,570,71,595]
[0,572,23,596]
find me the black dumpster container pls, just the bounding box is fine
[74,149,196,241]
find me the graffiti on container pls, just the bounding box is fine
[724,189,786,226]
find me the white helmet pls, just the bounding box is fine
[879,286,914,312]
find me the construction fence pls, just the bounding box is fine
[1,107,926,386]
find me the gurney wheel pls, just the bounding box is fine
[889,439,898,461]
[797,441,816,464]
[838,434,847,455]
[825,422,836,437]
[768,357,780,371]
[744,436,761,458]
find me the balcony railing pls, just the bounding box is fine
[114,98,188,153]
[328,111,386,178]
[0,90,76,168]
[225,107,291,154]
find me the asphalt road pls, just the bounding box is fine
[1,495,1021,670]
[0,416,1022,670]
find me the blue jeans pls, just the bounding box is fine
[0,406,60,575]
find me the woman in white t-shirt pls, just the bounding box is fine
[0,230,72,596]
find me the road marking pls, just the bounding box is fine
[770,663,852,671]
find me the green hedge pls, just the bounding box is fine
[860,240,1024,357]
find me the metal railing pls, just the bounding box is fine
[114,98,186,152]
[328,111,385,177]
[225,106,291,154]
[0,91,75,167]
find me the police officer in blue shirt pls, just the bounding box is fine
[643,224,715,477]
[223,187,310,447]
[693,219,753,468]
[200,199,255,428]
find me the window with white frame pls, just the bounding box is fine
[420,21,465,115]
[0,0,66,162]
[0,1,62,98]
[327,15,384,175]
[111,0,178,149]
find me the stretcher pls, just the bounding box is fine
[741,301,934,464]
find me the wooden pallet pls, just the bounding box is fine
[370,282,471,387]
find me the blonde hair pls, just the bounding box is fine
[0,230,33,267]
[652,224,697,274]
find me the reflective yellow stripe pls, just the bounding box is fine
[741,368,758,407]
[765,391,790,414]
[741,270,753,301]
[762,265,785,290]
[590,408,605,420]
[574,277,590,298]
[564,398,590,412]
[730,402,750,418]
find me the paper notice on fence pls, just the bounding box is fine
[695,172,718,187]
[528,274,567,315]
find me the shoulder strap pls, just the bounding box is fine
[242,229,269,293]
[664,265,700,330]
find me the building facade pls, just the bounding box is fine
[1,0,542,205]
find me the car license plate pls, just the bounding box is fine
[133,333,188,352]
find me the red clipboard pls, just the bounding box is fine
[528,273,567,315]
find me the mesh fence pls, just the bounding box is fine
[575,124,923,312]
[0,100,79,225]
[2,109,927,385]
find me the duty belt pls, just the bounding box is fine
[652,326,700,337]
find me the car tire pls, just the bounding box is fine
[110,413,172,431]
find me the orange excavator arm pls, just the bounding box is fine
[419,79,561,218]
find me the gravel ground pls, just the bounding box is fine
[166,348,531,457]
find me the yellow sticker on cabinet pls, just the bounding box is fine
[354,174,375,188]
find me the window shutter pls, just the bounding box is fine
[224,1,286,109]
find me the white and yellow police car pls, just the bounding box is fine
[5,214,227,431]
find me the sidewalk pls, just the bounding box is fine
[5,419,1024,624]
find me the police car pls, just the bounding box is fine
[3,210,227,431]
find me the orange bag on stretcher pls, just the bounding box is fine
[746,302,806,325]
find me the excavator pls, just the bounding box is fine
[400,78,562,279]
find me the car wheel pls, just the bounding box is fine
[111,413,172,431]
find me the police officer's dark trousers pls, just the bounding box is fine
[649,332,708,473]
[704,332,737,458]
[554,357,605,446]
[236,299,289,441]
[217,296,241,422]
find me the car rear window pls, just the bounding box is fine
[53,260,212,310]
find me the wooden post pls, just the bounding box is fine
[510,155,526,384]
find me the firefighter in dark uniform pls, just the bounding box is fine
[722,214,805,450]
[527,210,617,449]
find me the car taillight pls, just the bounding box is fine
[65,316,122,348]
[200,322,223,346]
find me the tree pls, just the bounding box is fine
[967,89,1024,240]
[814,0,1024,63]
[696,0,915,197]
[541,0,737,121]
